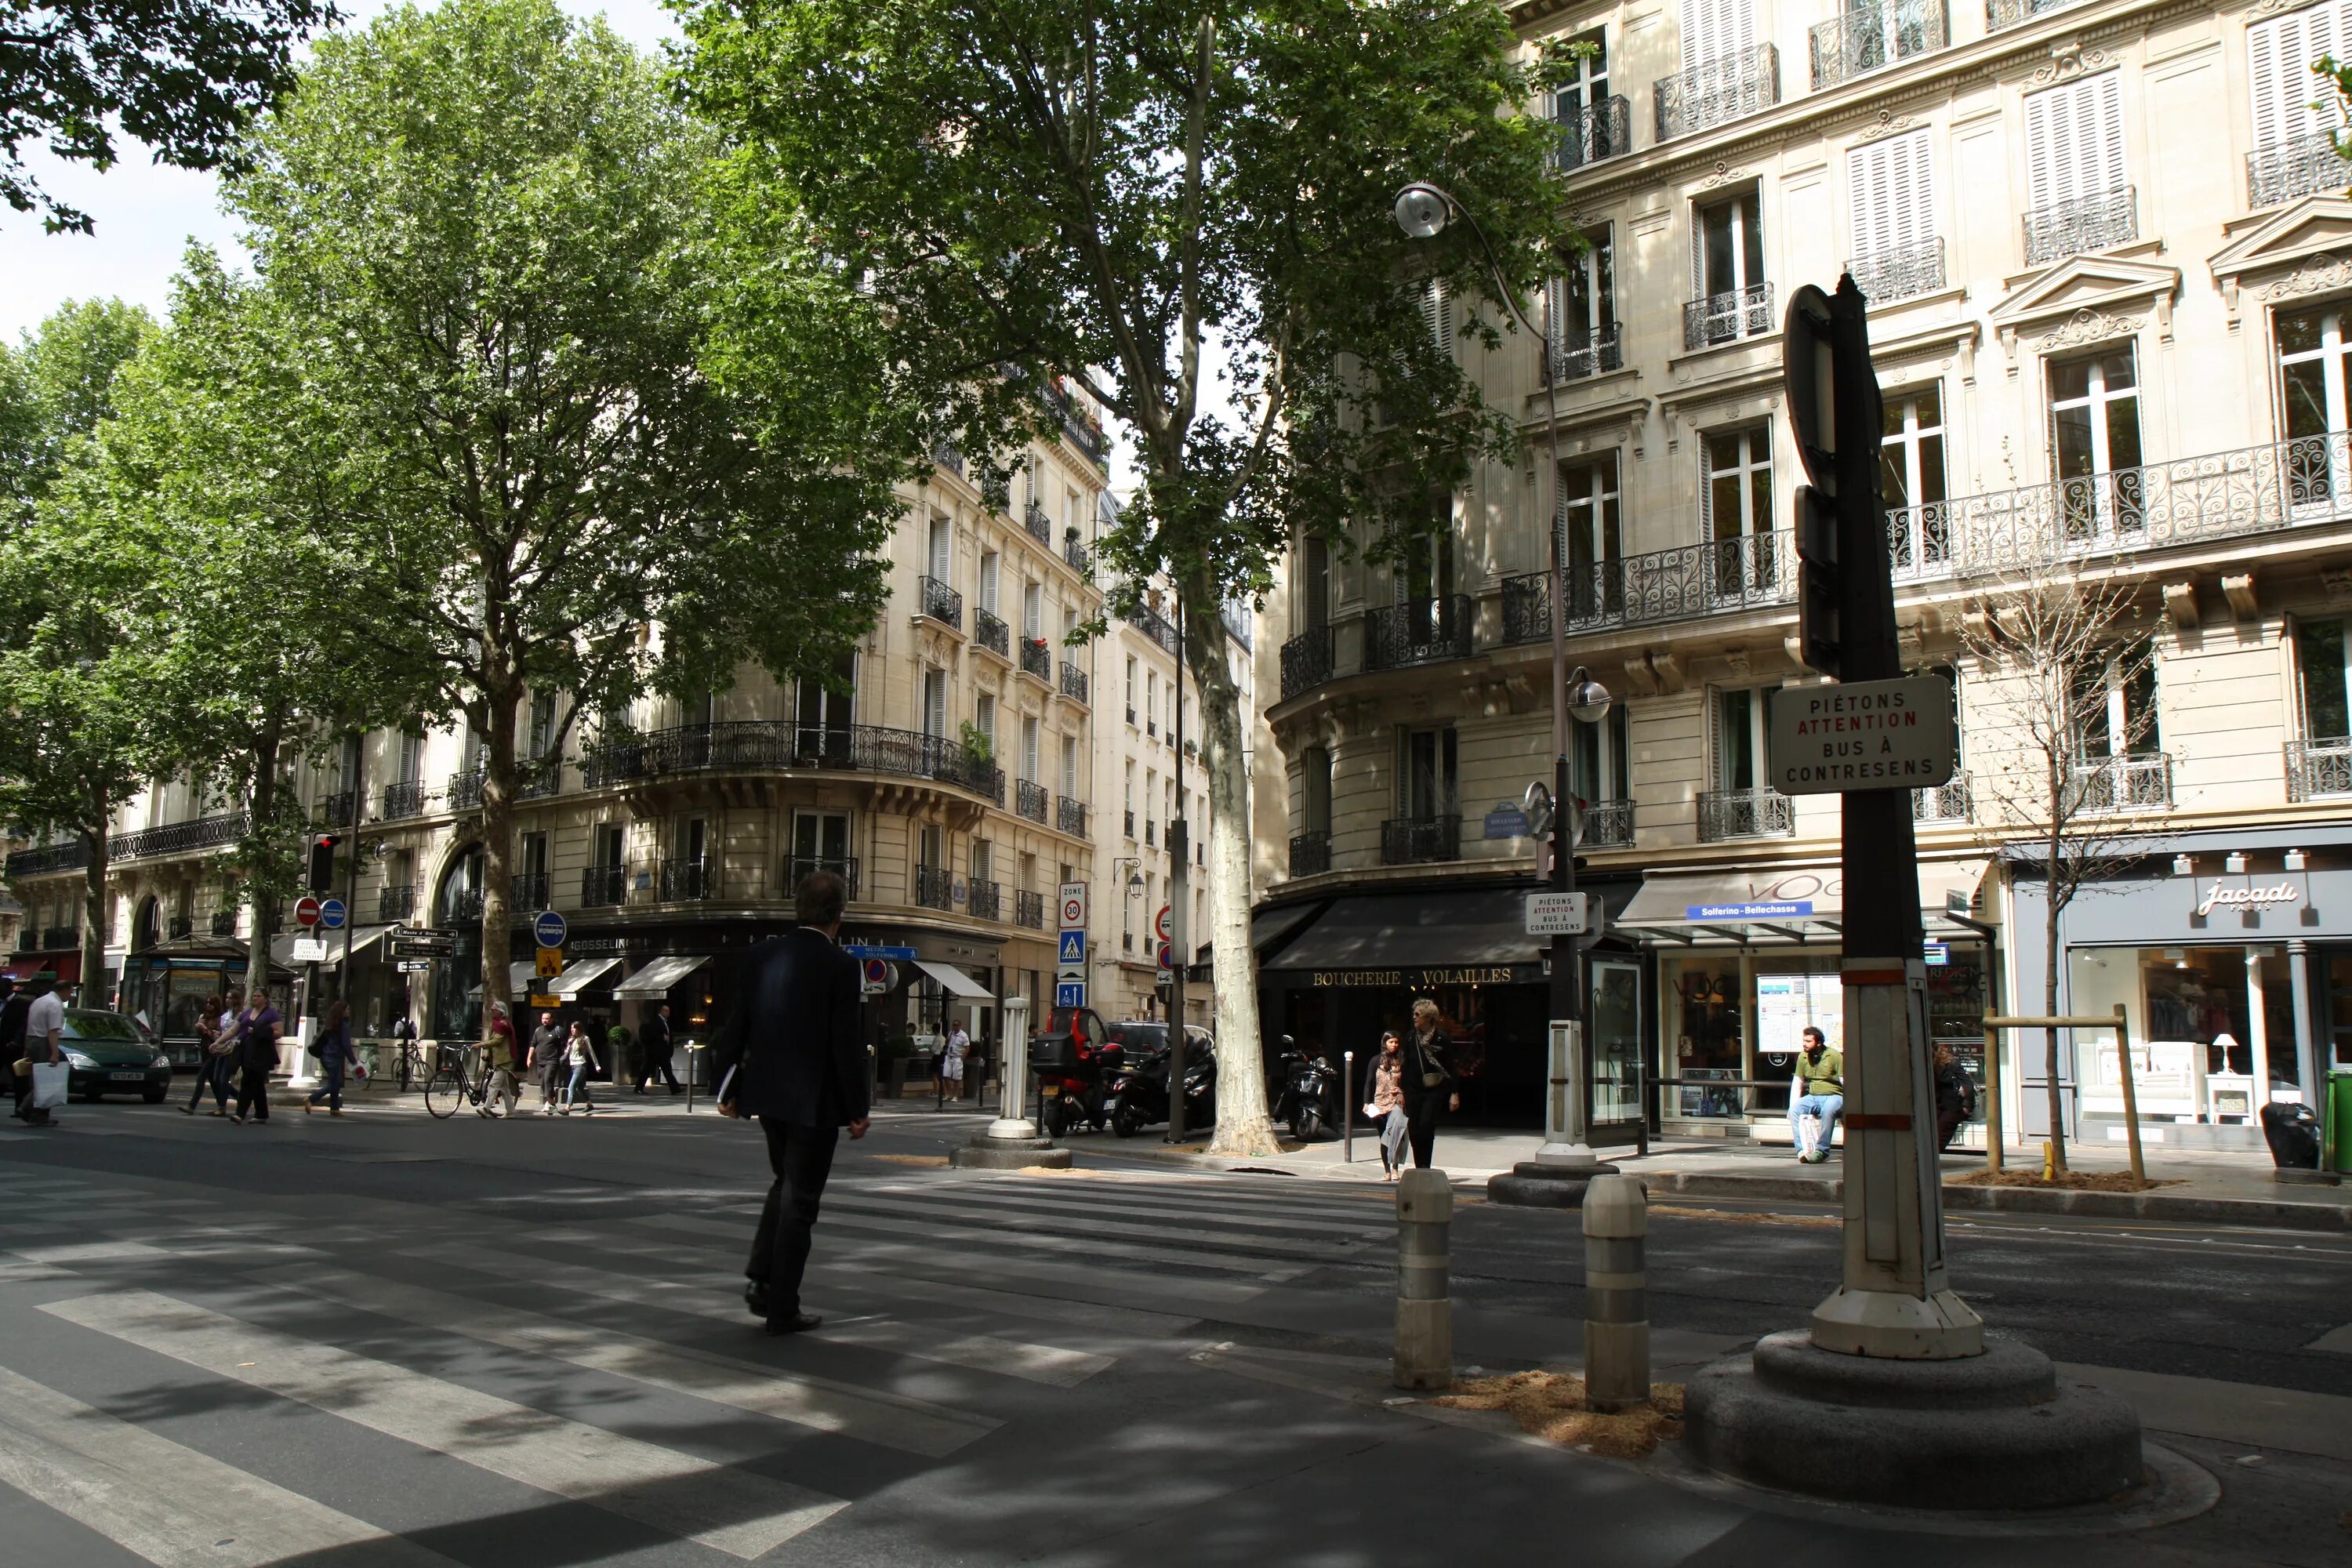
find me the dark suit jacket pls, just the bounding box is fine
[712,927,867,1127]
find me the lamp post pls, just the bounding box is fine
[1397,182,1612,1200]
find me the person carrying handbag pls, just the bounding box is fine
[559,1020,601,1114]
[1362,1032,1407,1181]
[306,999,358,1116]
[182,993,234,1116]
[1398,999,1459,1170]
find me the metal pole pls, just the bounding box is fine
[989,994,1034,1138]
[1167,600,1190,1145]
[1343,1049,1355,1165]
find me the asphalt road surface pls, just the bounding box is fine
[2,1093,2347,1567]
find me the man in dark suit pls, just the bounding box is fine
[713,869,869,1335]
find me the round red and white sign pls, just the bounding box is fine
[1062,895,1085,926]
[1154,904,1171,943]
[293,895,323,929]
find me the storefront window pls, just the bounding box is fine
[1663,957,1747,1118]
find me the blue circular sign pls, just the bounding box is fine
[533,910,568,949]
[317,898,347,931]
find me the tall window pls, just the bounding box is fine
[1881,384,1948,567]
[2249,2,2350,205]
[792,809,849,869]
[2024,72,2128,261]
[971,838,993,886]
[1702,426,1774,596]
[1401,512,1456,602]
[2049,347,2143,538]
[2299,620,2352,742]
[593,823,624,870]
[676,816,706,867]
[1572,705,1632,805]
[917,822,943,873]
[1302,745,1333,835]
[1125,655,1138,719]
[1548,225,1617,377]
[1145,670,1159,733]
[920,667,946,738]
[1711,687,1777,792]
[1020,716,1040,782]
[396,729,423,784]
[1301,535,1330,630]
[1552,29,1613,166]
[527,692,557,760]
[1683,0,1755,71]
[1399,726,1458,820]
[1060,735,1078,797]
[2279,305,2352,490]
[520,830,548,884]
[796,653,855,757]
[978,550,1000,615]
[2071,646,2158,758]
[1146,766,1159,837]
[1846,129,1937,300]
[926,515,953,583]
[1691,190,1765,343]
[974,691,995,753]
[1558,453,1622,618]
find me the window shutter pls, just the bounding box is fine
[2251,2,2349,154]
[1697,439,1716,539]
[2026,72,2127,210]
[1706,689,1725,791]
[1421,278,1453,358]
[1848,138,1891,262]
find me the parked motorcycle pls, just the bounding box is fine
[1269,1036,1338,1142]
[1106,1040,1215,1137]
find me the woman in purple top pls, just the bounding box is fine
[227,986,285,1124]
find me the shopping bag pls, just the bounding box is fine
[30,1062,69,1110]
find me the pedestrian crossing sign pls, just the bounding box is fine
[1057,929,1086,965]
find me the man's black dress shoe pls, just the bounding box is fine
[764,1312,822,1337]
[744,1281,768,1318]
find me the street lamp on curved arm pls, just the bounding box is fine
[1395,179,1601,1175]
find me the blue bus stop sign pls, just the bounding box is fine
[317,898,347,931]
[533,909,568,949]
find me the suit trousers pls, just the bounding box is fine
[748,1117,842,1315]
[1405,1093,1443,1168]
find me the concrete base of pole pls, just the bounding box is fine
[1487,1160,1620,1208]
[1683,1330,2143,1511]
[1811,1284,1986,1359]
[949,1134,1073,1170]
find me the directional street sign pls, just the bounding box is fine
[1056,981,1086,1007]
[843,944,918,962]
[390,926,458,958]
[293,895,322,929]
[1059,881,1088,930]
[1154,904,1171,944]
[535,946,564,978]
[1057,929,1087,966]
[533,909,568,949]
[397,959,433,974]
[317,898,347,931]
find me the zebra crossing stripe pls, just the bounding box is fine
[39,1290,847,1558]
[430,1243,1110,1387]
[0,1361,463,1568]
[637,1207,1313,1280]
[837,1186,1389,1245]
[258,1265,996,1457]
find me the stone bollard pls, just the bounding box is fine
[1393,1168,1453,1391]
[1582,1174,1650,1413]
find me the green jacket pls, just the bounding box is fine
[1796,1046,1844,1098]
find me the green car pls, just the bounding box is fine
[56,1009,175,1103]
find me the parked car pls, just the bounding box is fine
[55,1009,175,1102]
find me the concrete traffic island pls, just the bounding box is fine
[947,996,1075,1171]
[1682,1331,2144,1512]
[1486,1159,1617,1208]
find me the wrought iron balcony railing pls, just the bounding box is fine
[1146,820,1157,847]
[1057,795,1087,837]
[782,855,859,901]
[42,926,78,950]
[580,865,628,908]
[974,608,1009,657]
[318,790,357,828]
[658,858,712,902]
[443,887,485,924]
[1554,94,1632,170]
[5,841,89,877]
[168,914,193,940]
[1126,602,1180,655]
[379,884,419,922]
[1124,808,1137,839]
[1289,829,1332,877]
[10,927,37,953]
[1280,627,1334,699]
[1810,0,1947,89]
[1656,45,1779,141]
[2022,186,2136,267]
[1683,281,1774,350]
[1019,637,1051,681]
[1846,238,1945,305]
[1042,382,1111,464]
[2287,735,2352,802]
[1381,815,1461,866]
[932,440,965,478]
[1549,321,1624,383]
[575,720,1003,804]
[917,574,963,630]
[1015,888,1047,928]
[1023,499,1051,546]
[1579,798,1635,848]
[1889,431,2352,584]
[913,863,955,913]
[1064,535,1092,573]
[1016,779,1050,823]
[210,909,238,936]
[510,872,550,910]
[1498,532,1791,642]
[1363,594,1474,671]
[2069,753,2172,814]
[1060,661,1089,704]
[517,761,561,800]
[380,779,427,820]
[112,811,249,862]
[1697,787,1795,841]
[1914,775,1974,823]
[967,879,1001,921]
[448,768,485,811]
[1986,0,2085,30]
[2248,131,2345,210]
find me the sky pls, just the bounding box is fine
[0,0,682,342]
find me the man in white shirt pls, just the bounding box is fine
[19,975,67,1127]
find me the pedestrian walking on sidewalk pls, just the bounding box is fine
[226,988,284,1124]
[560,1020,600,1114]
[528,1011,562,1113]
[941,1021,969,1098]
[633,1004,681,1094]
[11,975,64,1127]
[476,1004,521,1118]
[713,867,869,1337]
[1933,1042,1975,1152]
[1789,1026,1845,1162]
[1363,1031,1407,1181]
[2,978,29,1124]
[180,993,230,1115]
[305,1000,358,1116]
[1399,1000,1458,1170]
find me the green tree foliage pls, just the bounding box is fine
[1,297,155,518]
[2,0,334,232]
[681,0,1574,1151]
[214,0,901,1027]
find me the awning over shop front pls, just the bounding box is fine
[468,960,539,999]
[1613,859,1990,946]
[267,926,395,970]
[613,954,710,999]
[1262,883,1636,977]
[913,959,992,999]
[548,956,622,997]
[2,953,79,984]
[1243,899,1324,965]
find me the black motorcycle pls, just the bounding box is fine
[1269,1039,1338,1142]
[1107,1041,1216,1137]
